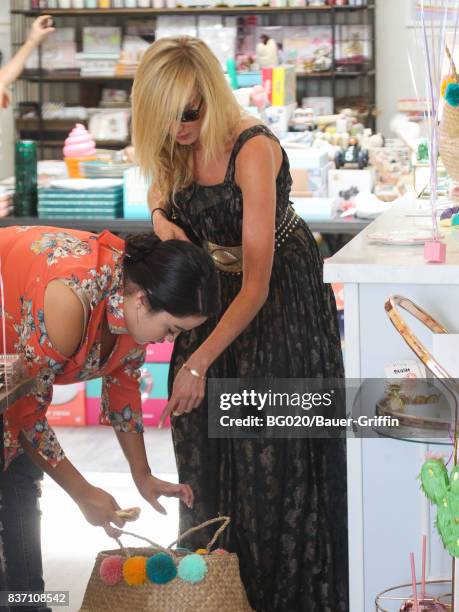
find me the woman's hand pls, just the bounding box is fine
[75,483,126,537]
[134,472,194,514]
[0,83,11,109]
[160,360,206,427]
[152,211,190,242]
[27,15,56,47]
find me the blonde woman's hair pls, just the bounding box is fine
[132,36,243,206]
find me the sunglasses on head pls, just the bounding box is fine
[180,98,203,123]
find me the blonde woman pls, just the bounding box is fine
[132,37,348,612]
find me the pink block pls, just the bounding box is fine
[145,342,174,363]
[85,397,170,428]
[424,240,446,263]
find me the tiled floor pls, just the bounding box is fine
[41,427,178,612]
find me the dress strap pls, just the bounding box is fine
[224,124,279,183]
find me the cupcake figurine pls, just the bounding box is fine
[63,124,96,179]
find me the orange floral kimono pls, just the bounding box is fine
[0,226,146,471]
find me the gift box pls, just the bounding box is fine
[328,168,375,198]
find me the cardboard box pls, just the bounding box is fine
[328,168,375,198]
[272,65,296,106]
[48,383,86,426]
[284,146,329,170]
[291,197,335,221]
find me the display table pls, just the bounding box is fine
[324,198,458,611]
[0,215,370,237]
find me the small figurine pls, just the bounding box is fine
[256,35,279,68]
[335,137,369,169]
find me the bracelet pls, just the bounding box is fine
[182,362,207,381]
[151,207,169,226]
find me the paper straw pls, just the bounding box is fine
[422,535,427,599]
[411,552,419,612]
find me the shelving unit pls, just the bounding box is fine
[11,1,376,160]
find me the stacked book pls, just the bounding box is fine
[38,179,124,219]
[77,53,120,77]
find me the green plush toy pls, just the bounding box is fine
[420,457,459,556]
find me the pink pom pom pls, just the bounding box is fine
[100,555,124,586]
[213,548,227,555]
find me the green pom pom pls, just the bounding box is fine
[146,553,177,585]
[446,82,459,107]
[177,554,208,584]
[420,458,449,503]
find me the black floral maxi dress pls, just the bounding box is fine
[168,125,349,612]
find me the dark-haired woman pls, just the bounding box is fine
[0,225,218,610]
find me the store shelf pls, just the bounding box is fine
[12,5,375,17]
[21,72,133,82]
[0,216,370,235]
[20,69,375,82]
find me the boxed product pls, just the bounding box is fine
[26,28,77,71]
[197,17,237,70]
[301,97,334,116]
[282,26,333,73]
[48,383,86,427]
[328,168,375,198]
[264,104,296,137]
[83,27,121,55]
[123,166,150,220]
[262,65,296,106]
[291,197,336,221]
[284,146,329,170]
[289,164,332,198]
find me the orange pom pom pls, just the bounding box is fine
[195,548,208,555]
[442,75,456,98]
[123,556,147,586]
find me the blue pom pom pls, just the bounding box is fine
[177,554,208,584]
[146,552,177,585]
[446,82,459,107]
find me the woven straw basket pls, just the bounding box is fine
[439,101,459,183]
[80,516,253,612]
[439,47,459,184]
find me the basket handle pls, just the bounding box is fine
[446,46,459,83]
[168,516,231,552]
[111,530,172,559]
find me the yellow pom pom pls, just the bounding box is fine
[442,75,456,98]
[123,556,147,586]
[195,548,208,555]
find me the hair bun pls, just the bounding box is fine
[124,232,162,264]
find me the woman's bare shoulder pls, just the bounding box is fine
[44,280,85,358]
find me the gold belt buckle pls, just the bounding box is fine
[203,240,243,273]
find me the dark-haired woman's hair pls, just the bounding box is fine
[123,233,219,318]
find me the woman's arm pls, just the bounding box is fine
[20,433,126,535]
[0,16,54,108]
[114,431,194,513]
[162,134,279,419]
[148,184,190,241]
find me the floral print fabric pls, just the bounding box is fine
[0,226,145,471]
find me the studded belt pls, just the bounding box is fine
[203,205,300,275]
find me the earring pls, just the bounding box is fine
[136,305,140,325]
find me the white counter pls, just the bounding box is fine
[325,197,459,285]
[324,199,457,612]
